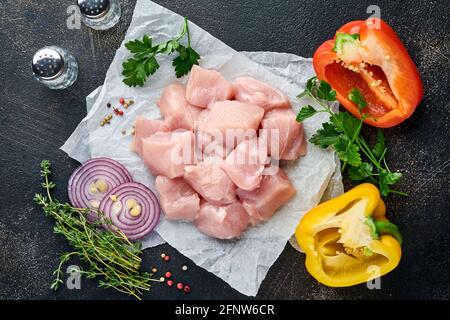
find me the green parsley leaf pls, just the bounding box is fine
[122,18,200,87]
[342,112,360,137]
[309,122,340,148]
[372,130,386,158]
[348,162,373,180]
[379,170,402,196]
[172,45,200,78]
[297,76,317,99]
[334,138,362,167]
[348,88,367,112]
[296,105,317,122]
[317,80,337,101]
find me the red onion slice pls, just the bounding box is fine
[68,157,133,221]
[99,182,160,241]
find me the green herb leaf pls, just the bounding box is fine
[297,76,317,99]
[172,45,200,78]
[122,18,200,87]
[348,88,367,112]
[317,80,337,101]
[296,105,317,122]
[309,122,340,148]
[348,162,373,180]
[379,170,402,196]
[373,130,386,158]
[342,111,360,137]
[334,138,362,167]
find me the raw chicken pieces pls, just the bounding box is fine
[195,202,249,239]
[202,101,264,148]
[184,163,236,205]
[260,109,307,160]
[133,65,307,239]
[237,168,296,225]
[155,176,200,221]
[234,76,291,111]
[186,65,234,108]
[157,83,201,131]
[142,130,196,179]
[133,116,169,157]
[221,137,268,191]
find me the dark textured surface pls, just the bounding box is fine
[0,0,449,300]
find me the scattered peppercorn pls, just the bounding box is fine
[163,255,170,262]
[152,267,158,273]
[165,271,172,278]
[100,114,113,126]
[167,280,174,287]
[161,253,166,259]
[182,265,188,271]
[107,102,111,108]
[124,103,129,109]
[119,97,125,105]
[128,99,135,105]
[183,285,191,294]
[113,107,124,116]
[176,283,184,290]
[121,129,126,135]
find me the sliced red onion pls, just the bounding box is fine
[99,182,160,241]
[68,157,133,221]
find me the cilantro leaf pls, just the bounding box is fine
[296,105,317,122]
[348,162,373,180]
[172,45,200,78]
[309,122,340,148]
[372,130,386,158]
[317,80,337,101]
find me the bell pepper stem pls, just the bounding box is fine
[374,220,403,245]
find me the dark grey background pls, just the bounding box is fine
[0,0,449,300]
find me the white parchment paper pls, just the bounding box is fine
[61,0,341,296]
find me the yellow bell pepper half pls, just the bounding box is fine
[295,183,402,287]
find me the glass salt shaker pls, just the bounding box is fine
[77,0,121,30]
[32,46,78,90]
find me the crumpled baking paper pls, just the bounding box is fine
[61,0,342,296]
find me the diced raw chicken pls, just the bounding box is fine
[157,83,198,131]
[133,116,169,157]
[237,167,296,225]
[142,130,196,179]
[186,65,234,108]
[203,101,265,149]
[195,202,249,239]
[155,176,200,221]
[221,137,268,191]
[184,162,236,205]
[260,109,307,160]
[234,76,291,111]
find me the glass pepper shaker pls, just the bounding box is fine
[32,46,78,90]
[77,0,121,30]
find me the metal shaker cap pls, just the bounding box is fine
[32,47,64,80]
[77,0,110,19]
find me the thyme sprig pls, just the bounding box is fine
[34,160,158,299]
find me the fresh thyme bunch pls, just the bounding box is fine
[34,160,157,299]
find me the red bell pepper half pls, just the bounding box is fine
[313,18,423,128]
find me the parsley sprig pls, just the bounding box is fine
[297,77,406,197]
[122,17,200,87]
[34,160,159,299]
